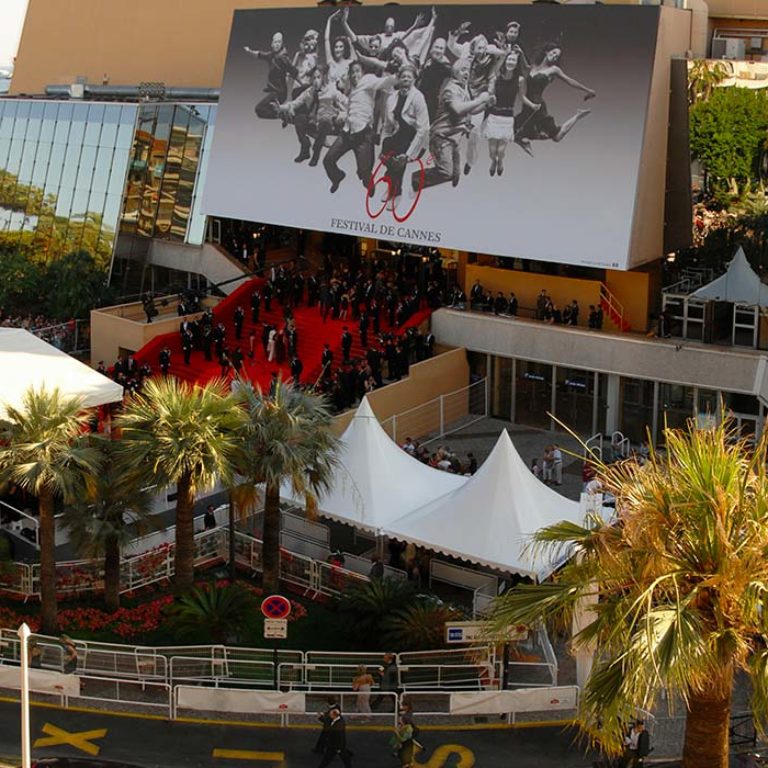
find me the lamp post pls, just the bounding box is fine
[18,622,31,768]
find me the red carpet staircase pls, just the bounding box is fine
[135,278,432,390]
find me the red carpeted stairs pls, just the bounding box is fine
[134,278,432,391]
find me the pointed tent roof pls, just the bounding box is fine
[0,328,123,420]
[385,430,584,580]
[691,247,768,305]
[283,397,467,533]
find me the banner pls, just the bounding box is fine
[204,4,661,269]
[176,686,306,715]
[449,686,578,715]
[0,667,80,697]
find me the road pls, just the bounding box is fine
[0,700,600,767]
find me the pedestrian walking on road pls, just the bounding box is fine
[389,714,421,768]
[317,708,353,768]
[352,664,374,714]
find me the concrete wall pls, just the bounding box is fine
[432,308,767,396]
[332,348,470,437]
[628,7,692,269]
[11,0,541,95]
[90,297,217,365]
[148,240,250,294]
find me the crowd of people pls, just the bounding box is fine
[250,5,596,206]
[0,308,82,350]
[400,436,477,476]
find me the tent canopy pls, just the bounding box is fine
[0,328,123,420]
[283,397,467,533]
[691,247,768,306]
[385,430,585,580]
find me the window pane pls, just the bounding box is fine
[53,104,73,144]
[25,103,44,143]
[84,103,105,146]
[40,102,59,142]
[92,145,114,194]
[100,105,120,147]
[116,106,137,148]
[45,142,65,194]
[75,144,97,190]
[18,140,36,184]
[31,141,51,188]
[0,101,17,139]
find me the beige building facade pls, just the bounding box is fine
[10,0,766,97]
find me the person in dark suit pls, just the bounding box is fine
[232,347,245,375]
[202,326,213,361]
[263,281,273,312]
[317,708,352,768]
[159,346,171,376]
[182,332,194,365]
[341,327,353,363]
[622,721,650,767]
[290,355,303,387]
[321,344,334,371]
[233,306,245,340]
[251,290,261,323]
[359,312,369,349]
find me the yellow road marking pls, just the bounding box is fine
[33,723,107,756]
[213,748,285,761]
[416,744,475,768]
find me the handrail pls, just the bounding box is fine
[599,283,626,331]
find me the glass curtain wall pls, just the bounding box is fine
[0,99,136,268]
[120,103,214,245]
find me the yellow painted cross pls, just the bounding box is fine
[212,748,285,763]
[34,723,108,756]
[415,743,476,768]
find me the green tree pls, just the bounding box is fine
[168,583,257,644]
[0,249,45,315]
[116,378,242,591]
[45,250,115,320]
[487,419,768,768]
[0,387,102,632]
[383,601,464,652]
[687,59,729,106]
[337,578,417,648]
[690,86,768,202]
[235,379,339,593]
[61,441,154,612]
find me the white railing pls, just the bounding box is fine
[380,378,488,446]
[610,430,631,460]
[429,559,498,619]
[0,500,39,547]
[31,318,90,355]
[504,626,559,689]
[585,432,603,460]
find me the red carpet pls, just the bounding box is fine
[134,278,432,391]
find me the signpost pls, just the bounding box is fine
[261,596,291,689]
[444,622,526,645]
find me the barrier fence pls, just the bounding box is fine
[380,378,488,446]
[31,319,90,355]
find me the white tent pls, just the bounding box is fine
[283,397,467,533]
[0,328,123,420]
[385,430,585,580]
[691,247,768,306]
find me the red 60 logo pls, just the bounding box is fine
[365,152,426,223]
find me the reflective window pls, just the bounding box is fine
[0,98,134,269]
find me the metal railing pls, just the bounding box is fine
[585,432,603,460]
[599,283,626,332]
[380,378,488,446]
[30,318,90,355]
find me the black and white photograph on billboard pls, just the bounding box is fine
[203,4,661,269]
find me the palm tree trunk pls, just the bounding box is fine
[38,489,58,634]
[174,473,195,591]
[682,670,732,768]
[228,491,237,583]
[104,532,120,613]
[261,481,281,593]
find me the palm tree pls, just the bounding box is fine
[235,377,339,593]
[486,419,768,768]
[168,583,257,644]
[61,441,154,612]
[0,386,103,632]
[116,377,243,591]
[688,59,730,106]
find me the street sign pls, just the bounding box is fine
[261,594,292,620]
[445,621,526,644]
[263,618,288,639]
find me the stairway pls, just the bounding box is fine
[134,277,432,391]
[599,284,631,333]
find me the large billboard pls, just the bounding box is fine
[203,5,661,269]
